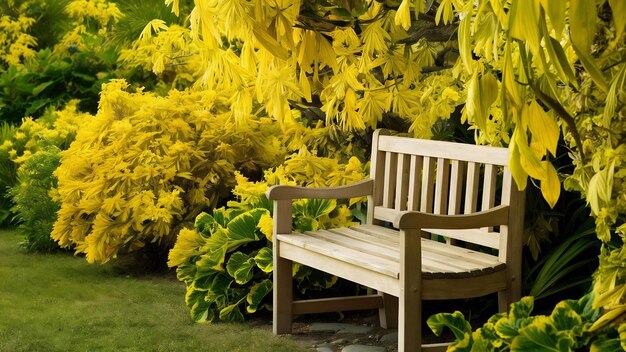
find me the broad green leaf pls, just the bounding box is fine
[427,311,472,340]
[570,0,608,92]
[226,208,267,250]
[219,298,246,322]
[510,296,535,320]
[569,0,596,55]
[186,288,213,322]
[511,317,575,351]
[246,279,272,313]
[609,0,626,41]
[295,216,318,232]
[226,252,255,285]
[195,212,215,236]
[293,198,336,219]
[591,336,622,352]
[527,100,559,156]
[192,268,219,290]
[541,28,577,85]
[541,0,566,37]
[254,247,273,273]
[550,306,582,332]
[32,81,54,96]
[540,161,560,209]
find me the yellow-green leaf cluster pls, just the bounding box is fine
[0,13,37,66]
[51,80,285,263]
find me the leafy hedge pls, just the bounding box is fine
[429,293,625,351]
[51,80,285,263]
[169,153,367,322]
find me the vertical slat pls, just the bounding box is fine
[481,164,497,210]
[407,155,423,211]
[395,154,410,211]
[464,162,480,214]
[448,160,465,215]
[433,158,450,215]
[420,157,435,213]
[368,129,389,225]
[383,152,398,208]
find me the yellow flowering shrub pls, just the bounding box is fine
[52,80,285,264]
[168,151,367,322]
[54,0,121,53]
[0,13,37,66]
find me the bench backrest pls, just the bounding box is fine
[367,129,525,264]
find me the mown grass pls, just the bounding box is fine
[0,229,306,352]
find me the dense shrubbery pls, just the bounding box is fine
[169,152,367,321]
[3,102,87,250]
[51,80,285,263]
[428,293,624,351]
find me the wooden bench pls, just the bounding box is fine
[266,129,525,352]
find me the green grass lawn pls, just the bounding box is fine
[0,229,307,352]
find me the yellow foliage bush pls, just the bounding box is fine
[51,80,285,263]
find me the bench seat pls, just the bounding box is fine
[279,225,505,280]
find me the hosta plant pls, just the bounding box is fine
[168,153,367,322]
[428,293,624,351]
[52,79,285,264]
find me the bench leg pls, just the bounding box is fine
[273,256,293,335]
[399,228,422,352]
[378,292,398,329]
[497,290,508,313]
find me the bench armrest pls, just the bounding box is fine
[393,204,510,230]
[266,179,374,201]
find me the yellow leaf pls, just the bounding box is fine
[514,126,546,181]
[395,0,412,30]
[510,0,541,56]
[508,134,528,190]
[252,23,290,61]
[458,6,474,73]
[540,161,560,208]
[527,101,559,156]
[541,0,565,37]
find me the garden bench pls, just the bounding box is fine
[266,129,525,352]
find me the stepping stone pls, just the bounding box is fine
[341,345,386,352]
[315,346,334,352]
[380,331,398,343]
[309,323,373,334]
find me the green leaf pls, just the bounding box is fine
[511,317,574,351]
[510,297,535,320]
[32,81,54,96]
[609,0,626,41]
[246,279,272,313]
[542,0,566,37]
[219,297,246,322]
[569,0,596,56]
[293,198,336,219]
[427,311,472,340]
[226,252,255,285]
[591,336,622,352]
[254,247,273,273]
[226,208,267,250]
[186,288,213,322]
